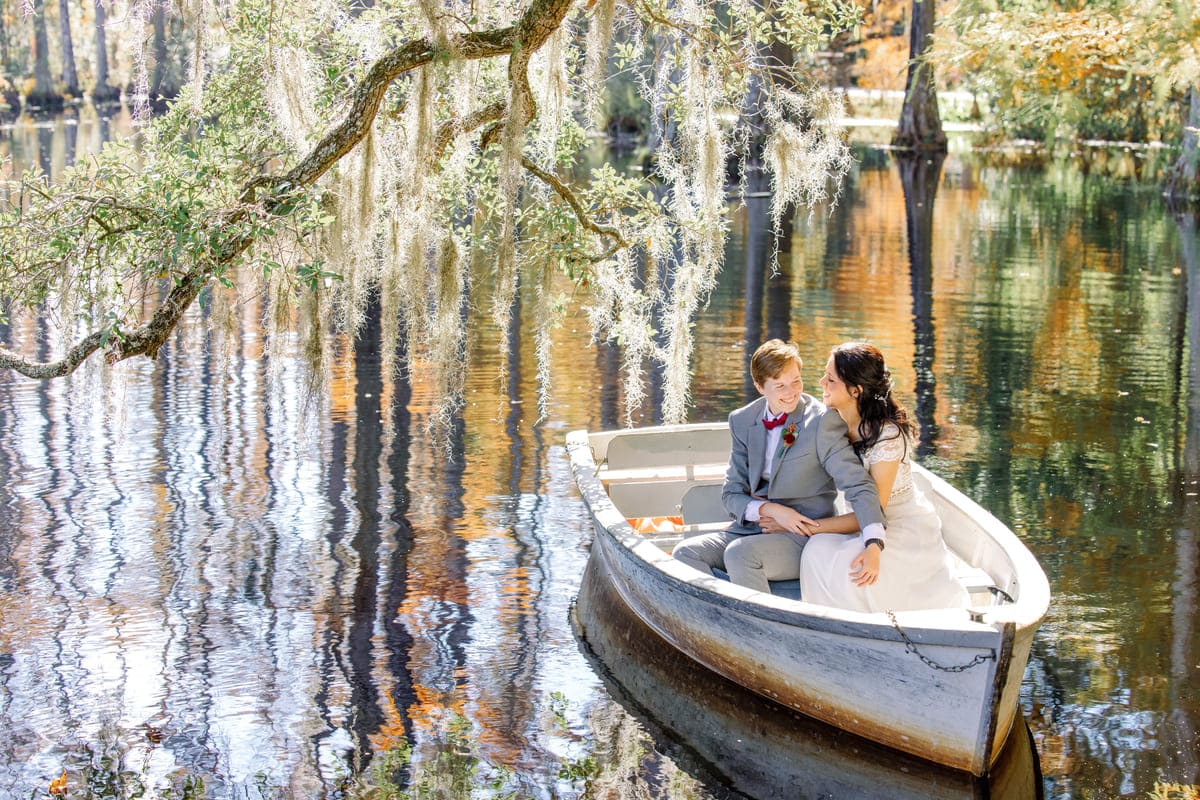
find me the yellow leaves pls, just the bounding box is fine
[948,3,1190,89]
[1149,783,1200,800]
[48,769,68,796]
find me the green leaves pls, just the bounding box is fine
[0,50,332,338]
[773,0,863,53]
[297,261,343,291]
[96,312,125,348]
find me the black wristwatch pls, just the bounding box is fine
[865,538,885,552]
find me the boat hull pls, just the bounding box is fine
[591,518,1008,774]
[573,545,1044,798]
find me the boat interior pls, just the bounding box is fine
[585,425,1019,609]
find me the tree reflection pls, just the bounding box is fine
[897,151,946,458]
[742,169,795,397]
[1167,209,1200,788]
[338,293,417,767]
[934,167,1193,796]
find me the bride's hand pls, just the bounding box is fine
[850,545,881,586]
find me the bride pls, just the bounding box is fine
[793,342,968,612]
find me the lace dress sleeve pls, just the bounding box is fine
[865,424,908,467]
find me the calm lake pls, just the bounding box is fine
[1,110,1197,799]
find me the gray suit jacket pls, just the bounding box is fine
[721,394,885,534]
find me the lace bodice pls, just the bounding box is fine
[862,423,914,501]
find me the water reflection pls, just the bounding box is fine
[1,107,132,185]
[1164,209,1200,789]
[739,169,794,395]
[897,150,946,457]
[692,144,1200,798]
[0,113,1197,798]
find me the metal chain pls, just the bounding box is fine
[886,610,995,673]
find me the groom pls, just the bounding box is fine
[672,339,886,594]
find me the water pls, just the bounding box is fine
[1,115,1197,798]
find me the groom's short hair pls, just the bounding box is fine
[751,339,803,386]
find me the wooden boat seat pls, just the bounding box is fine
[644,530,996,607]
[706,568,802,600]
[598,463,727,485]
[602,463,725,520]
[680,483,728,525]
[761,566,996,607]
[953,561,1009,605]
[768,579,802,600]
[603,428,732,470]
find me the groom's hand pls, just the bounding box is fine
[759,514,783,533]
[760,504,817,535]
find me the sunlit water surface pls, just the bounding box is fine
[1,113,1198,799]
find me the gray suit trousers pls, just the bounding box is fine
[672,531,809,594]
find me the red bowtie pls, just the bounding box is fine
[762,413,788,430]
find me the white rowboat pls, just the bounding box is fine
[567,423,1051,776]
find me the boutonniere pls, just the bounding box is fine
[775,422,798,461]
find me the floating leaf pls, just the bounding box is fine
[48,769,68,796]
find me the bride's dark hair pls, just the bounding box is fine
[831,342,913,457]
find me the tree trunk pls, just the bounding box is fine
[743,169,795,343]
[25,0,64,111]
[57,0,79,97]
[898,150,946,456]
[149,2,174,103]
[91,0,119,104]
[0,9,17,114]
[892,0,946,153]
[1168,87,1200,207]
[0,7,10,72]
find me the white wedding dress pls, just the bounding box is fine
[799,424,969,612]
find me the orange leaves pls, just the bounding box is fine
[627,515,683,533]
[48,769,68,796]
